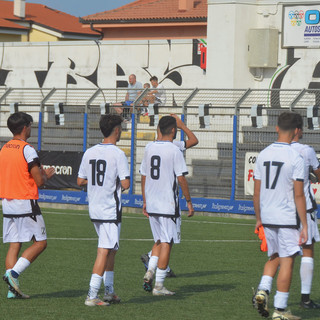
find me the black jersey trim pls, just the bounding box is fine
[148,212,181,218]
[90,219,120,224]
[28,158,40,172]
[262,223,299,229]
[3,200,42,218]
[3,212,42,218]
[296,178,304,182]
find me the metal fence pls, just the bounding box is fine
[1,87,320,214]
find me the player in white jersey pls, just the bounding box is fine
[78,114,130,306]
[140,113,198,276]
[291,113,320,309]
[253,112,308,320]
[140,116,194,296]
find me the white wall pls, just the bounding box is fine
[0,39,207,89]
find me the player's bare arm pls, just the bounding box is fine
[177,175,194,217]
[141,175,148,217]
[77,177,88,187]
[31,164,55,187]
[313,168,320,182]
[253,179,262,230]
[170,114,198,149]
[293,180,308,246]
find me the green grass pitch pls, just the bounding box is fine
[0,208,319,320]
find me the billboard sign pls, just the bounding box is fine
[283,4,320,48]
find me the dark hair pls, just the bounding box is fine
[7,112,33,135]
[293,112,303,130]
[158,116,177,136]
[99,114,123,138]
[277,112,299,131]
[150,76,158,82]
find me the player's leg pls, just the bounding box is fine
[85,222,112,306]
[153,241,175,296]
[153,216,179,296]
[272,228,302,319]
[103,250,121,303]
[254,254,279,317]
[143,216,161,292]
[300,211,320,309]
[3,216,46,298]
[272,256,302,319]
[143,241,160,292]
[300,243,319,308]
[253,227,280,317]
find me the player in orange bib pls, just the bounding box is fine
[0,112,55,299]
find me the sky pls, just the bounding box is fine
[26,0,136,17]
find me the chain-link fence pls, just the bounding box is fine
[1,87,320,209]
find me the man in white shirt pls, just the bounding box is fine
[149,76,166,106]
[78,114,130,306]
[253,112,307,320]
[140,115,194,296]
[291,113,320,309]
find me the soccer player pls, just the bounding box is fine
[291,113,320,309]
[140,115,194,296]
[140,113,198,277]
[77,114,130,306]
[252,112,308,320]
[0,112,55,299]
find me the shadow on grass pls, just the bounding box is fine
[31,289,86,299]
[177,270,244,278]
[126,283,235,304]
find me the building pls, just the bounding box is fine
[80,0,207,41]
[0,0,100,42]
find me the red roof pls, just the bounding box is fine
[0,16,27,30]
[0,0,99,36]
[81,0,207,23]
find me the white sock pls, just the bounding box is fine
[300,257,313,294]
[12,257,31,276]
[274,291,289,309]
[103,271,114,294]
[148,251,152,258]
[88,273,102,299]
[258,275,273,293]
[148,256,159,273]
[155,268,167,288]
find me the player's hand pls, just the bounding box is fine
[187,201,194,217]
[170,113,184,129]
[143,203,149,218]
[299,226,308,246]
[42,165,55,179]
[255,219,262,231]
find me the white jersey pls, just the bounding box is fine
[2,144,41,216]
[254,142,305,228]
[173,140,186,152]
[291,141,319,212]
[78,143,130,222]
[140,141,188,217]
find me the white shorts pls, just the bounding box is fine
[93,222,121,250]
[3,215,47,243]
[149,216,181,244]
[264,227,301,258]
[304,211,320,245]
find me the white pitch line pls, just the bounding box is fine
[44,237,258,243]
[42,210,255,227]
